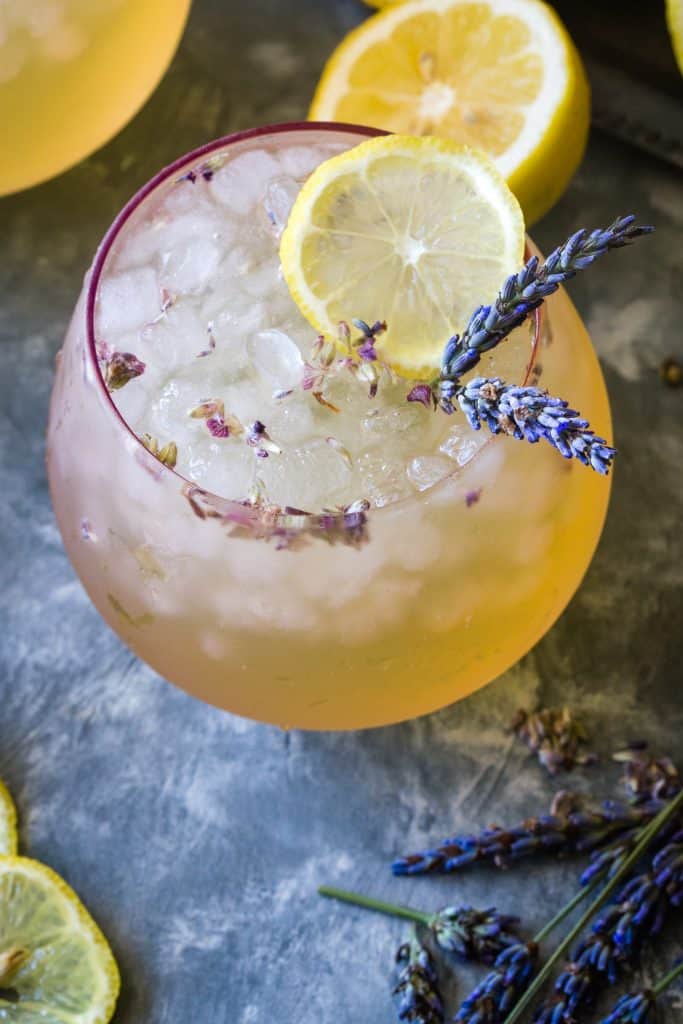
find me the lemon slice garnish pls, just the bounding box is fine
[280,134,524,378]
[0,780,18,856]
[0,856,120,1024]
[309,0,589,225]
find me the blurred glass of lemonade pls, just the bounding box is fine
[0,0,191,196]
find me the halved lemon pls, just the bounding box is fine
[280,134,524,377]
[309,0,589,225]
[667,0,683,75]
[0,857,120,1024]
[0,780,18,856]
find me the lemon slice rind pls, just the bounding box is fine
[0,856,120,1024]
[0,780,18,856]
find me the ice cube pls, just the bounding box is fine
[209,149,281,215]
[238,256,281,298]
[439,429,483,466]
[358,451,411,507]
[246,329,304,394]
[407,455,452,492]
[98,267,160,335]
[277,143,346,181]
[141,303,208,369]
[362,404,422,436]
[276,145,321,181]
[266,397,317,445]
[161,236,221,294]
[261,176,300,237]
[257,438,353,510]
[185,440,255,500]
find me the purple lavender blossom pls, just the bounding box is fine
[600,990,655,1024]
[455,942,538,1024]
[431,906,520,963]
[456,377,616,474]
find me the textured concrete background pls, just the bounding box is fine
[1,1,682,1021]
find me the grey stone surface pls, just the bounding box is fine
[1,1,682,1022]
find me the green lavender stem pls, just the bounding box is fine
[501,787,683,1024]
[652,959,683,997]
[318,885,431,926]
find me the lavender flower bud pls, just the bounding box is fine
[455,942,537,1024]
[103,350,145,390]
[431,906,520,963]
[393,937,444,1024]
[600,990,655,1024]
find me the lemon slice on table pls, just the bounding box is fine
[0,857,120,1024]
[0,780,18,856]
[667,0,683,74]
[309,0,590,225]
[280,134,524,378]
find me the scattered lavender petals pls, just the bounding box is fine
[246,420,281,458]
[512,707,597,775]
[613,745,681,803]
[465,489,482,507]
[102,350,145,391]
[141,434,178,468]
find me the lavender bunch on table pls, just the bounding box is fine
[533,832,683,1024]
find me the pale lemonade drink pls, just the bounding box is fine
[0,0,190,196]
[47,124,611,729]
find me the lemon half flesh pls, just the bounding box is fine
[309,0,590,225]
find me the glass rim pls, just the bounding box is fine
[85,119,541,518]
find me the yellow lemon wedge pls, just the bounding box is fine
[0,857,120,1024]
[0,780,18,856]
[666,0,683,74]
[280,134,524,378]
[309,0,589,225]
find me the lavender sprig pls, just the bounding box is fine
[455,377,616,474]
[318,888,520,965]
[434,216,653,399]
[533,833,683,1024]
[392,798,665,876]
[393,931,444,1024]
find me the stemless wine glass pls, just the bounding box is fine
[47,122,612,730]
[0,0,191,196]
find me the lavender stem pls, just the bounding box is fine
[318,885,431,926]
